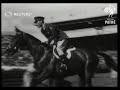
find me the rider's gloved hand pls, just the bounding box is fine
[44,41,48,44]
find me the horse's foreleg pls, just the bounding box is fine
[22,71,34,87]
[22,63,36,87]
[30,69,52,87]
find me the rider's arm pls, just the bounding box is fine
[47,25,58,44]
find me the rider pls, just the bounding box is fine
[34,16,69,71]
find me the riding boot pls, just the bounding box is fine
[59,54,68,72]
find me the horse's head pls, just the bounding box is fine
[5,26,53,57]
[6,27,26,56]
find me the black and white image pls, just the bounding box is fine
[1,3,117,87]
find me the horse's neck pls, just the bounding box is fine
[26,35,53,64]
[26,38,45,61]
[28,43,53,68]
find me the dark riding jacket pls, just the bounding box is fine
[41,23,69,44]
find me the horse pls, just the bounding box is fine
[5,27,117,87]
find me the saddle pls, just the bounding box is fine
[53,45,76,60]
[53,45,76,72]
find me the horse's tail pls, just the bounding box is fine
[97,51,117,72]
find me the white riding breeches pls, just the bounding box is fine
[56,40,65,56]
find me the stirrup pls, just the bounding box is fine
[60,63,67,70]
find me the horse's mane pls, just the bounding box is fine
[23,32,54,65]
[24,32,52,51]
[25,33,41,44]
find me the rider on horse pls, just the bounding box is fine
[34,16,69,71]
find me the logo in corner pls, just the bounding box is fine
[104,5,116,24]
[5,11,12,17]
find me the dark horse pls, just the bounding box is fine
[5,27,117,87]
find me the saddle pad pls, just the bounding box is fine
[53,45,76,59]
[66,47,76,59]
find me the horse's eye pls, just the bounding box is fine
[14,46,16,49]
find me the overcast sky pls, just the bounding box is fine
[2,3,117,32]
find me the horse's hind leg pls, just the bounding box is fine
[85,55,99,87]
[78,65,86,87]
[85,68,93,87]
[47,78,56,87]
[78,71,86,87]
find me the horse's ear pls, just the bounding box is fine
[15,26,20,32]
[15,26,23,35]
